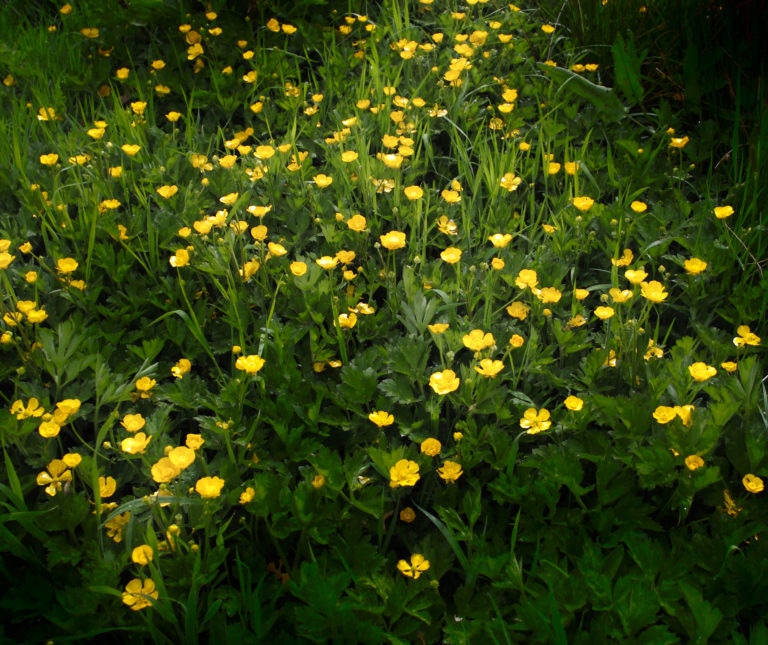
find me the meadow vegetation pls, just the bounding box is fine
[0,0,766,642]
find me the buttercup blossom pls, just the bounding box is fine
[506,302,529,320]
[235,354,265,374]
[520,408,551,434]
[440,247,462,264]
[688,362,716,382]
[488,233,513,248]
[509,334,525,348]
[196,476,225,498]
[429,370,460,395]
[564,395,583,411]
[122,578,158,611]
[239,487,255,504]
[474,359,504,378]
[121,413,145,432]
[733,325,760,347]
[685,455,704,471]
[368,410,394,427]
[653,406,677,424]
[380,230,406,250]
[36,459,72,496]
[684,258,707,275]
[105,511,130,542]
[131,545,154,566]
[463,329,495,351]
[171,358,191,379]
[515,269,538,290]
[397,553,430,579]
[594,306,615,320]
[403,185,423,200]
[389,459,420,488]
[311,474,325,489]
[399,507,416,523]
[640,280,668,303]
[714,205,734,219]
[572,196,594,212]
[437,461,463,483]
[420,438,442,456]
[135,377,156,397]
[624,269,647,284]
[290,261,307,276]
[743,474,764,494]
[121,432,151,455]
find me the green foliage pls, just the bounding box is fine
[0,0,765,642]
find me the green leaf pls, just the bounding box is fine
[611,32,646,105]
[537,63,626,122]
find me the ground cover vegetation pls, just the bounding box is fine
[0,0,766,642]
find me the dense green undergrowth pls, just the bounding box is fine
[0,1,766,643]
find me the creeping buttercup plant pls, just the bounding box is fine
[0,0,766,642]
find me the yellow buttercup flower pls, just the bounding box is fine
[714,205,734,219]
[500,172,522,191]
[121,144,141,156]
[131,545,154,566]
[36,459,72,496]
[653,406,676,424]
[683,257,707,275]
[733,325,760,347]
[316,256,338,269]
[520,408,551,434]
[420,438,442,456]
[688,362,716,382]
[235,354,265,374]
[290,261,307,276]
[369,411,394,427]
[171,358,191,379]
[506,302,530,320]
[429,369,460,395]
[403,185,423,200]
[397,553,430,578]
[399,507,416,523]
[474,359,504,378]
[488,233,513,248]
[743,474,764,494]
[515,269,538,290]
[121,432,151,455]
[135,376,156,396]
[572,196,594,212]
[463,329,495,351]
[564,395,583,411]
[347,214,367,232]
[195,476,225,499]
[122,579,158,611]
[685,455,704,471]
[640,280,668,303]
[337,312,357,329]
[156,185,178,199]
[380,230,406,250]
[624,268,648,284]
[669,136,689,148]
[437,460,463,483]
[389,459,420,488]
[440,247,462,264]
